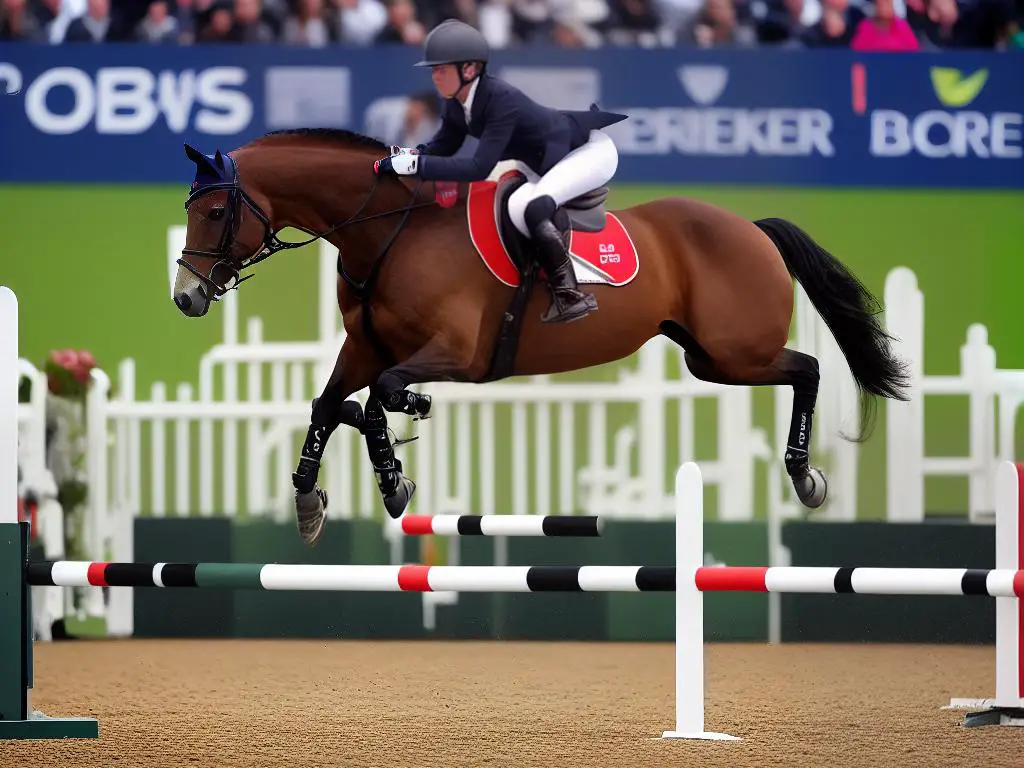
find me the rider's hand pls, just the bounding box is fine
[374,153,419,176]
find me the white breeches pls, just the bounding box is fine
[507,129,619,238]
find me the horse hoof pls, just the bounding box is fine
[794,467,828,509]
[295,486,328,546]
[383,475,416,519]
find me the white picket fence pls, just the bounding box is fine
[15,236,1024,635]
[884,267,1024,523]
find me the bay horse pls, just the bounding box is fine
[174,128,909,547]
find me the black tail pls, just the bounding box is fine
[754,217,909,443]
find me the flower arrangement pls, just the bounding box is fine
[45,349,98,400]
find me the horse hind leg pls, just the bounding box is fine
[680,343,828,509]
[773,349,828,508]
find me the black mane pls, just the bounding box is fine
[255,127,388,152]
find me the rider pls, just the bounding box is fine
[372,19,627,324]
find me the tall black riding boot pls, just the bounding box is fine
[530,219,598,324]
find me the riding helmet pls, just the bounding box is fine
[414,19,490,67]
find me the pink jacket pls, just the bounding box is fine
[850,17,920,51]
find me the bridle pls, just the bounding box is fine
[179,151,436,305]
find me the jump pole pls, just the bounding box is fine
[397,514,603,537]
[24,561,1024,594]
[0,286,98,739]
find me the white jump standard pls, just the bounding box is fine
[945,461,1024,727]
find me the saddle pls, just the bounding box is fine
[492,172,610,276]
[482,171,610,384]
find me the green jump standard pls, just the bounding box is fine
[0,522,98,739]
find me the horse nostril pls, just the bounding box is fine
[174,293,192,312]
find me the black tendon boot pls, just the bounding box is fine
[523,194,597,324]
[363,397,416,519]
[784,389,828,509]
[292,415,334,547]
[292,397,365,547]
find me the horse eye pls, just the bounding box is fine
[209,207,225,222]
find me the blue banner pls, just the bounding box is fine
[0,44,1021,187]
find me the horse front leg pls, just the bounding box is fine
[361,394,418,520]
[292,337,380,546]
[365,339,476,519]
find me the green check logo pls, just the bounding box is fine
[930,67,988,108]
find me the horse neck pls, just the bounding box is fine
[240,142,416,280]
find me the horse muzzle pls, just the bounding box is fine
[174,287,210,317]
[172,263,212,317]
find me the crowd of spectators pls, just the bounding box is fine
[1,0,1021,50]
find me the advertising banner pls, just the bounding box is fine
[0,45,1020,187]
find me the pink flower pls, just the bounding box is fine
[44,348,97,395]
[71,350,96,384]
[51,349,77,369]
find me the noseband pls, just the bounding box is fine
[180,151,435,302]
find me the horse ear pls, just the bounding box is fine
[184,142,219,177]
[184,143,205,164]
[214,150,226,171]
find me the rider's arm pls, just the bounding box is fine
[417,98,516,182]
[417,105,465,157]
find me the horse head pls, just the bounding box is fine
[174,132,428,319]
[174,143,278,317]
